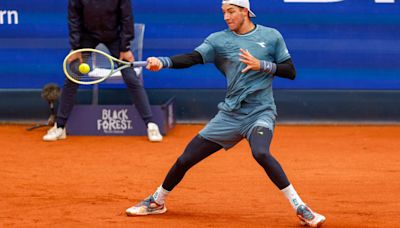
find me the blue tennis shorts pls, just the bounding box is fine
[199,109,276,150]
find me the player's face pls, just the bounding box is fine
[222,4,248,33]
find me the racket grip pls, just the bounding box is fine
[132,61,148,67]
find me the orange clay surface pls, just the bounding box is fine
[1,124,400,227]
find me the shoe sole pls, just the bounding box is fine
[43,136,66,142]
[149,139,163,142]
[126,207,167,216]
[300,217,326,227]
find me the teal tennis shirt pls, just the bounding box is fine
[195,25,291,116]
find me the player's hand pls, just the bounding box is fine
[120,50,135,62]
[67,51,83,64]
[146,57,163,71]
[239,48,260,73]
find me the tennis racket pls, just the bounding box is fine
[63,48,147,85]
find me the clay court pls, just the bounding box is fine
[1,124,399,227]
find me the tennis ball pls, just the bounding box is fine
[78,63,91,74]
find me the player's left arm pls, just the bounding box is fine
[274,59,296,80]
[272,30,295,79]
[239,48,296,80]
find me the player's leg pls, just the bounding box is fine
[43,39,98,141]
[248,126,325,227]
[126,111,241,216]
[248,126,290,189]
[162,134,223,191]
[106,41,162,142]
[126,134,223,216]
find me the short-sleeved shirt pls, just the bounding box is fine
[195,25,290,117]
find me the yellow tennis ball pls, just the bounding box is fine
[78,63,90,74]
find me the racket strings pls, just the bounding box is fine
[65,51,114,83]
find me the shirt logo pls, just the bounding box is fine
[257,42,266,48]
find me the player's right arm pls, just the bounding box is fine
[146,34,216,72]
[146,51,204,72]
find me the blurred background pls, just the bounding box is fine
[0,0,399,123]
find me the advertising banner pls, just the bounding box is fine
[0,0,398,89]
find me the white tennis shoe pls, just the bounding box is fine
[147,122,163,142]
[126,195,167,216]
[43,124,66,141]
[297,204,326,227]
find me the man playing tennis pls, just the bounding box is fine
[126,0,325,226]
[43,0,163,142]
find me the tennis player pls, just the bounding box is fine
[126,0,325,226]
[43,0,163,142]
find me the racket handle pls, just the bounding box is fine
[131,61,147,67]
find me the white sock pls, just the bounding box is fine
[281,184,305,211]
[152,185,170,205]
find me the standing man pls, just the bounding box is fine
[125,0,325,226]
[43,0,163,142]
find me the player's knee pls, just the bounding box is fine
[249,132,273,163]
[251,147,272,163]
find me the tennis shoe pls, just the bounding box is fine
[297,204,326,227]
[147,122,163,142]
[126,195,167,216]
[43,124,66,141]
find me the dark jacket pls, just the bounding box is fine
[68,0,134,51]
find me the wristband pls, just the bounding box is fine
[157,57,173,68]
[259,60,277,75]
